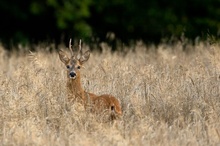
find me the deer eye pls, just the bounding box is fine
[66,65,70,69]
[77,66,81,69]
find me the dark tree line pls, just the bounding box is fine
[0,0,220,49]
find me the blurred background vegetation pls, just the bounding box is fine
[0,0,220,50]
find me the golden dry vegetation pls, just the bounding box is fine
[1,40,220,145]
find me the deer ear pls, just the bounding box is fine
[58,50,69,64]
[79,50,90,64]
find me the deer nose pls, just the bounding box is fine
[69,72,76,78]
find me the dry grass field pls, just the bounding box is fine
[1,40,220,145]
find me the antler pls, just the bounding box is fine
[77,39,83,59]
[69,38,74,56]
[68,38,87,60]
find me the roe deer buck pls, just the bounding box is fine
[58,39,122,121]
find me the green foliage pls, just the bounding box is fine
[0,0,220,48]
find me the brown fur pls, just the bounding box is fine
[66,73,122,120]
[58,40,122,120]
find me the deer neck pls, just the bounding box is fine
[66,73,85,103]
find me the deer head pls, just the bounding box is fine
[58,39,90,79]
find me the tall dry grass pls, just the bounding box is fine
[1,40,220,145]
